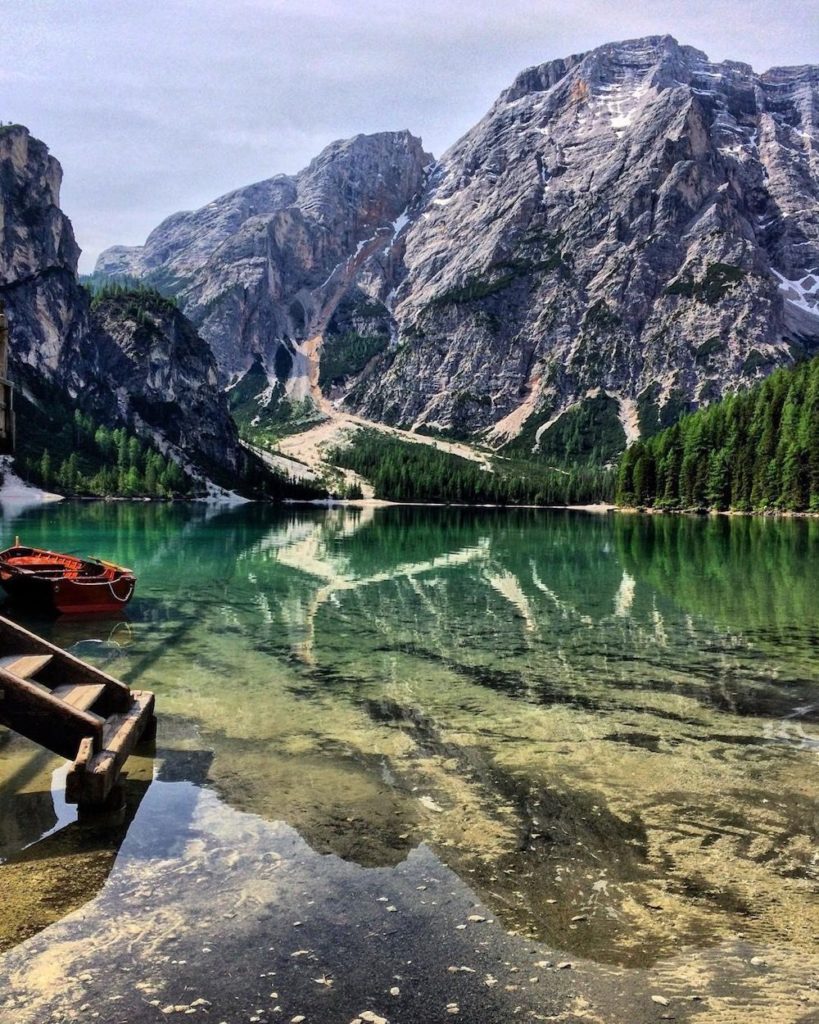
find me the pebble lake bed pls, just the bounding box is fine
[0,501,816,1024]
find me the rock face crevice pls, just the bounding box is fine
[0,125,250,486]
[95,36,819,452]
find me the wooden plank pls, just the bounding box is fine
[0,654,52,679]
[51,683,106,713]
[0,615,131,709]
[0,666,104,760]
[65,691,155,806]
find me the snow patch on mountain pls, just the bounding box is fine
[0,456,63,507]
[773,268,819,335]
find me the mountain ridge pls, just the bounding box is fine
[94,35,819,460]
[96,130,433,384]
[348,34,818,446]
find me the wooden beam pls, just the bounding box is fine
[65,691,155,806]
[0,666,104,760]
[74,736,93,773]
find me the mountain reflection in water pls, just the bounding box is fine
[0,502,816,1024]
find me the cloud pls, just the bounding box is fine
[0,0,816,271]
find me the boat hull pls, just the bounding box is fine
[0,545,136,615]
[0,572,136,614]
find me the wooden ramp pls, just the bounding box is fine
[0,615,155,806]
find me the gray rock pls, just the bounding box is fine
[98,132,432,388]
[350,36,819,448]
[0,125,253,488]
[95,37,819,454]
[81,292,244,480]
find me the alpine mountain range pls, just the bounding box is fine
[4,34,819,493]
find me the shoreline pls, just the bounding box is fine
[617,504,819,519]
[3,489,816,517]
[294,498,617,512]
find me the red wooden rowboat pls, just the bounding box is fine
[0,541,136,615]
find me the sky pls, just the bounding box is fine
[1,0,817,272]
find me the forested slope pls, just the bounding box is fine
[329,430,614,505]
[616,356,819,512]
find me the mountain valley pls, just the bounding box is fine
[5,34,819,499]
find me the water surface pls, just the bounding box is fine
[0,503,816,1023]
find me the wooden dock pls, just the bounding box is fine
[0,615,155,806]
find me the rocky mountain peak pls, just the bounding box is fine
[296,130,431,241]
[498,36,709,107]
[345,37,819,450]
[96,130,432,384]
[93,39,819,461]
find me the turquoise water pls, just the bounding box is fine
[0,502,817,1023]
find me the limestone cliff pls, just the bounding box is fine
[349,36,819,453]
[0,126,259,490]
[96,38,819,458]
[97,131,433,391]
[81,290,244,481]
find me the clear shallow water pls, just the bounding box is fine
[0,502,817,1023]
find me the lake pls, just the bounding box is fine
[0,502,816,1024]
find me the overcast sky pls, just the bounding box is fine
[1,0,816,272]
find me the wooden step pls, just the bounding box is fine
[0,617,132,711]
[0,654,52,679]
[51,683,106,713]
[0,666,104,761]
[0,614,153,804]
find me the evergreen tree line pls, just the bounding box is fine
[22,410,193,498]
[328,430,614,505]
[84,280,179,326]
[81,272,144,295]
[615,355,819,512]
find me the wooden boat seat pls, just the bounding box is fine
[0,654,52,679]
[51,683,106,714]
